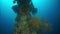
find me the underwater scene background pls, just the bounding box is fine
[0,0,60,34]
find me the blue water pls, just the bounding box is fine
[0,0,60,34]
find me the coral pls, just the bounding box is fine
[12,0,51,34]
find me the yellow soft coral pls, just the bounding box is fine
[31,17,40,30]
[31,17,51,32]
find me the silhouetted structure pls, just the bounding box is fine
[12,0,51,34]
